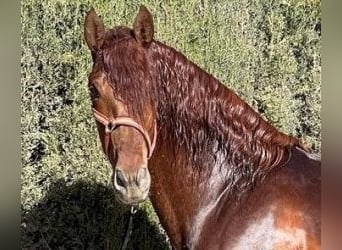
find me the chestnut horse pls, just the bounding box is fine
[84,6,320,250]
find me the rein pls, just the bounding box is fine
[92,107,157,159]
[121,206,137,250]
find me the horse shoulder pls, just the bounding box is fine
[268,149,321,249]
[193,150,320,250]
[232,151,320,250]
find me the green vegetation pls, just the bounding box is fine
[21,0,320,248]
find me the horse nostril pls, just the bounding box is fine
[115,169,127,189]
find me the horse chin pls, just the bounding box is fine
[115,191,149,206]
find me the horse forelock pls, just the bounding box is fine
[94,27,157,126]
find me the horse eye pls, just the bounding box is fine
[89,86,99,101]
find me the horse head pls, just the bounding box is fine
[84,6,157,205]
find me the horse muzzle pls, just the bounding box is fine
[113,167,151,205]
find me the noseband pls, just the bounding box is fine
[92,107,157,159]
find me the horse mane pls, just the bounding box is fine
[97,26,310,192]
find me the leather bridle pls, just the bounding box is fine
[92,107,157,159]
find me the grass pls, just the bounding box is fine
[21,0,321,248]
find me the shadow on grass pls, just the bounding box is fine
[22,179,170,249]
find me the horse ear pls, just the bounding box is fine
[133,6,154,47]
[84,7,105,52]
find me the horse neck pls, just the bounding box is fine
[147,41,300,243]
